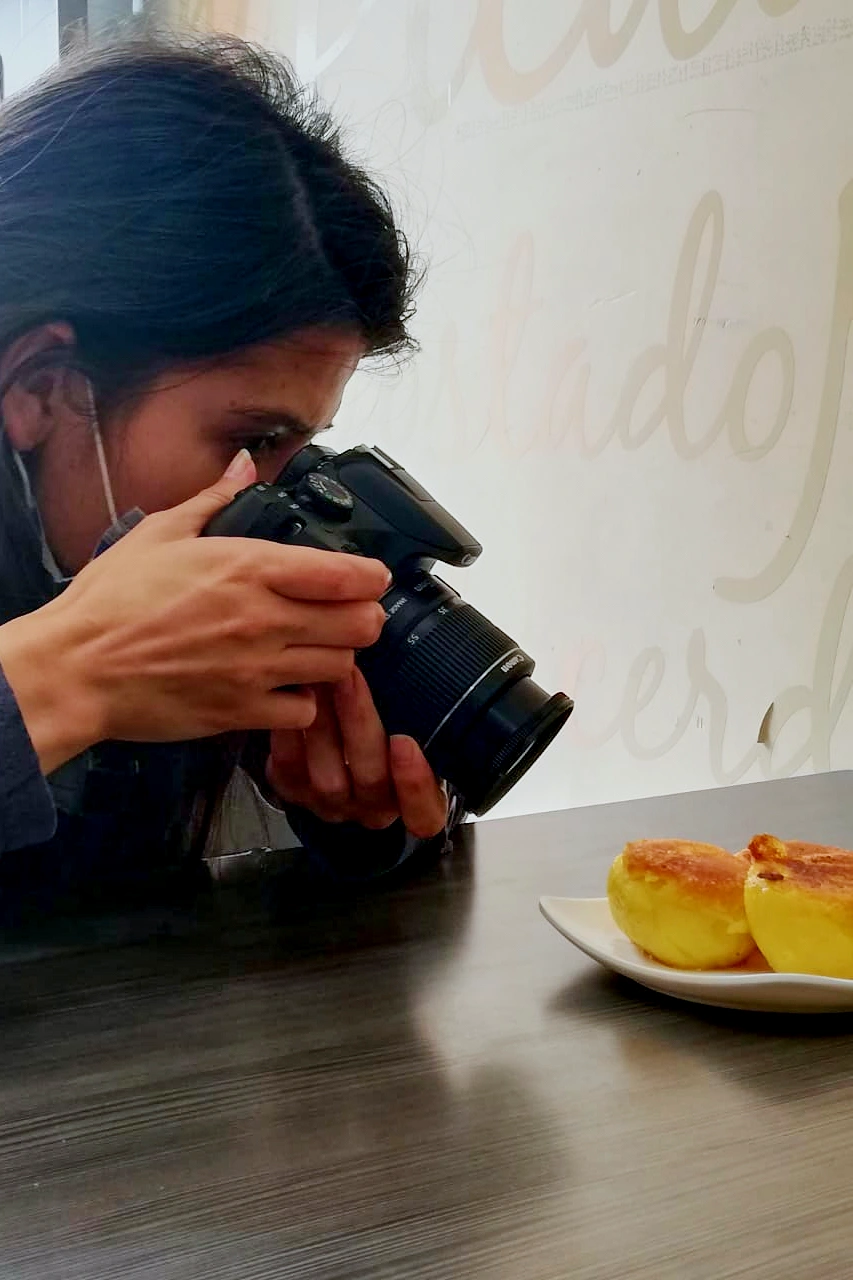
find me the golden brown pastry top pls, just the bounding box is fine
[747,833,853,897]
[621,839,747,906]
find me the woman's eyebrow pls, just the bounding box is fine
[230,409,333,433]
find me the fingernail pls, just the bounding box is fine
[224,447,253,481]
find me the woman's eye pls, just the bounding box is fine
[232,421,324,461]
[242,431,295,457]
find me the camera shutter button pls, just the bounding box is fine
[296,472,355,520]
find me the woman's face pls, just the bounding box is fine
[34,329,365,574]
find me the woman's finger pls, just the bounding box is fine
[253,544,391,603]
[303,686,351,820]
[245,686,318,733]
[271,596,386,650]
[389,735,447,839]
[265,725,310,802]
[334,669,398,826]
[272,645,355,687]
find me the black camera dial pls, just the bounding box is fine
[295,471,354,520]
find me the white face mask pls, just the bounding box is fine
[86,382,119,529]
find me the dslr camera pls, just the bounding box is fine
[205,443,573,815]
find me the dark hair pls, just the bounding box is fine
[0,29,416,401]
[0,30,419,893]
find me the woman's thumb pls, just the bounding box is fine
[145,449,257,539]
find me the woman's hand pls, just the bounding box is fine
[266,667,448,840]
[0,451,391,774]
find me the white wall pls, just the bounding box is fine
[0,0,57,95]
[177,1,852,822]
[14,0,853,823]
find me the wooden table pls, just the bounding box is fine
[2,771,853,1279]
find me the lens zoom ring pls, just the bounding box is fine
[370,603,516,740]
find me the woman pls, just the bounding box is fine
[0,30,459,918]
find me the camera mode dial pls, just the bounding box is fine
[296,471,355,521]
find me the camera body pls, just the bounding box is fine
[205,443,572,815]
[204,443,482,576]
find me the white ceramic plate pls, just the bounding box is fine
[539,896,853,1013]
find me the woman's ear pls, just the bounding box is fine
[0,322,77,453]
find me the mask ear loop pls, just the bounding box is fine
[85,382,119,528]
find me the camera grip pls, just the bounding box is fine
[202,482,356,557]
[202,485,268,538]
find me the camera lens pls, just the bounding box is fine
[357,573,573,815]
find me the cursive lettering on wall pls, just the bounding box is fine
[406,0,804,127]
[390,178,849,608]
[572,552,853,784]
[716,179,853,603]
[550,191,795,471]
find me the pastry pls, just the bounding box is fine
[607,839,756,969]
[744,834,853,978]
